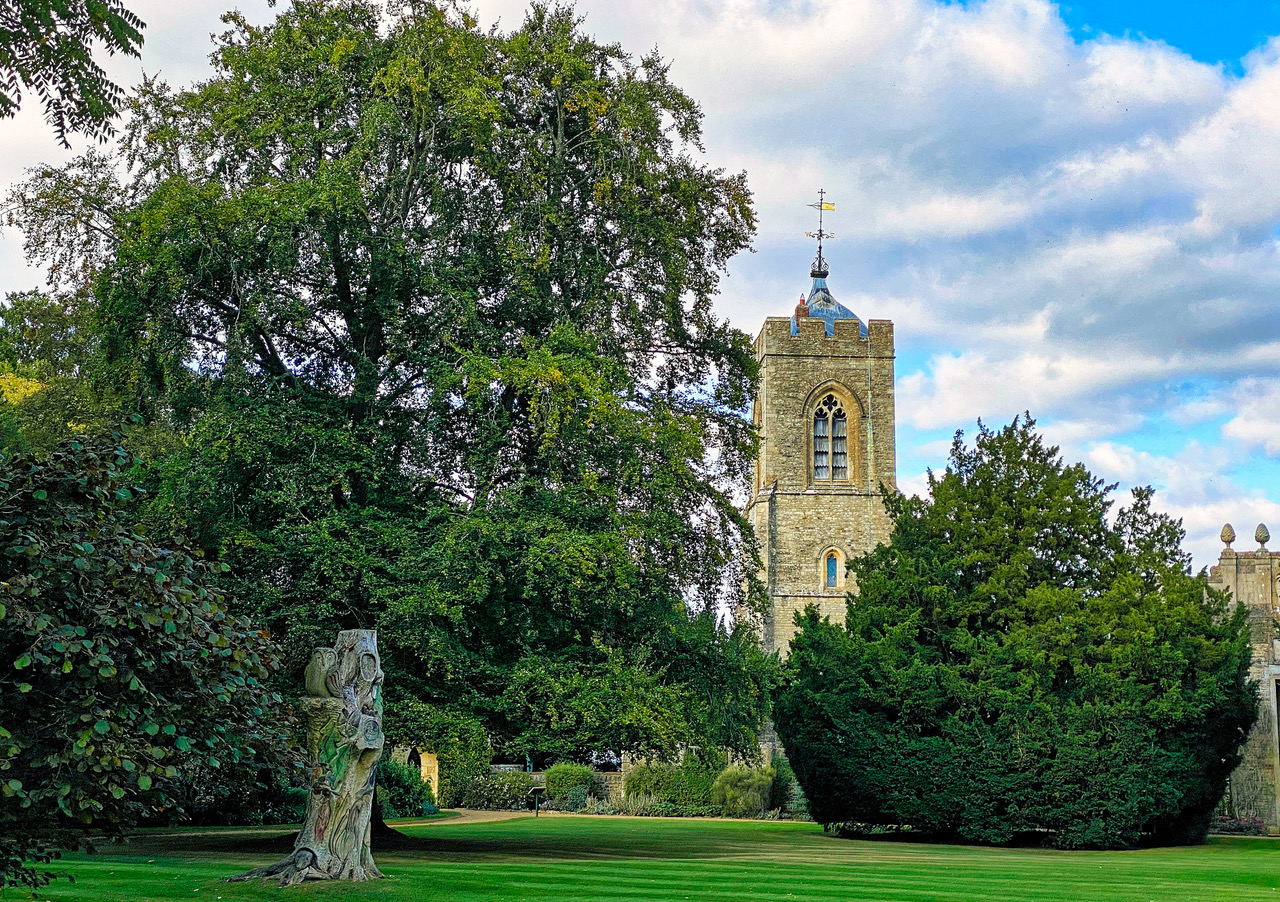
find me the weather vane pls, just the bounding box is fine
[805,189,835,278]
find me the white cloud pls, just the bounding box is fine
[1221,378,1280,455]
[897,348,1180,431]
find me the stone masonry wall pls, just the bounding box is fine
[748,316,896,657]
[1207,530,1280,834]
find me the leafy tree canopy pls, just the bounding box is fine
[775,416,1258,849]
[0,434,289,889]
[6,0,774,764]
[0,0,145,145]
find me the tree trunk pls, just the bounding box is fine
[230,630,386,885]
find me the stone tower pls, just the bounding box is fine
[747,248,896,656]
[1208,522,1280,834]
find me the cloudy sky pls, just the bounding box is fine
[4,0,1280,567]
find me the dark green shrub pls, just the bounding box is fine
[561,785,591,812]
[545,763,599,801]
[769,754,802,817]
[458,772,537,810]
[711,765,773,818]
[377,758,438,818]
[775,418,1259,849]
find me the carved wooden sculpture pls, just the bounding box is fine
[230,629,385,885]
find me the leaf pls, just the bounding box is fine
[18,683,31,693]
[13,654,30,670]
[93,720,110,735]
[32,490,47,501]
[143,722,159,736]
[137,774,151,791]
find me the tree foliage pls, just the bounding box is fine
[775,416,1258,849]
[5,0,773,771]
[0,434,289,888]
[0,0,145,145]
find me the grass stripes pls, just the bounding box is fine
[44,815,1280,902]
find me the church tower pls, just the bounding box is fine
[748,204,897,655]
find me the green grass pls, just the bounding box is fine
[39,815,1280,902]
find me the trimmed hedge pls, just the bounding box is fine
[545,763,599,800]
[458,772,538,810]
[623,752,722,806]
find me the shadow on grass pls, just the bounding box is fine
[119,816,822,865]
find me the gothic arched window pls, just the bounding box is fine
[826,552,839,588]
[813,394,848,480]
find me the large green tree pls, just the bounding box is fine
[8,0,773,765]
[775,417,1257,849]
[0,435,289,889]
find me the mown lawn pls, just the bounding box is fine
[41,814,1280,902]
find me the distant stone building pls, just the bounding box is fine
[745,249,896,656]
[1208,522,1280,834]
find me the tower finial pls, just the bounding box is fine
[805,189,835,279]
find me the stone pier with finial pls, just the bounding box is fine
[1208,523,1280,833]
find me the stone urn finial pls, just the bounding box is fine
[1220,523,1236,548]
[1256,523,1270,550]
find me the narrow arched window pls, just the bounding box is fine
[826,552,839,588]
[813,394,847,481]
[813,408,830,479]
[832,408,847,479]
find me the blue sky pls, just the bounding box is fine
[4,1,1280,568]
[1058,1,1280,72]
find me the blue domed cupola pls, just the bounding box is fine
[791,251,867,337]
[798,274,866,337]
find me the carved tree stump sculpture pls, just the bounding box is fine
[231,629,386,885]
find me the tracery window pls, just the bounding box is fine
[813,394,848,480]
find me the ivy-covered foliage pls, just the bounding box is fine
[0,435,289,888]
[775,417,1258,849]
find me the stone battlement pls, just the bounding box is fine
[755,317,894,358]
